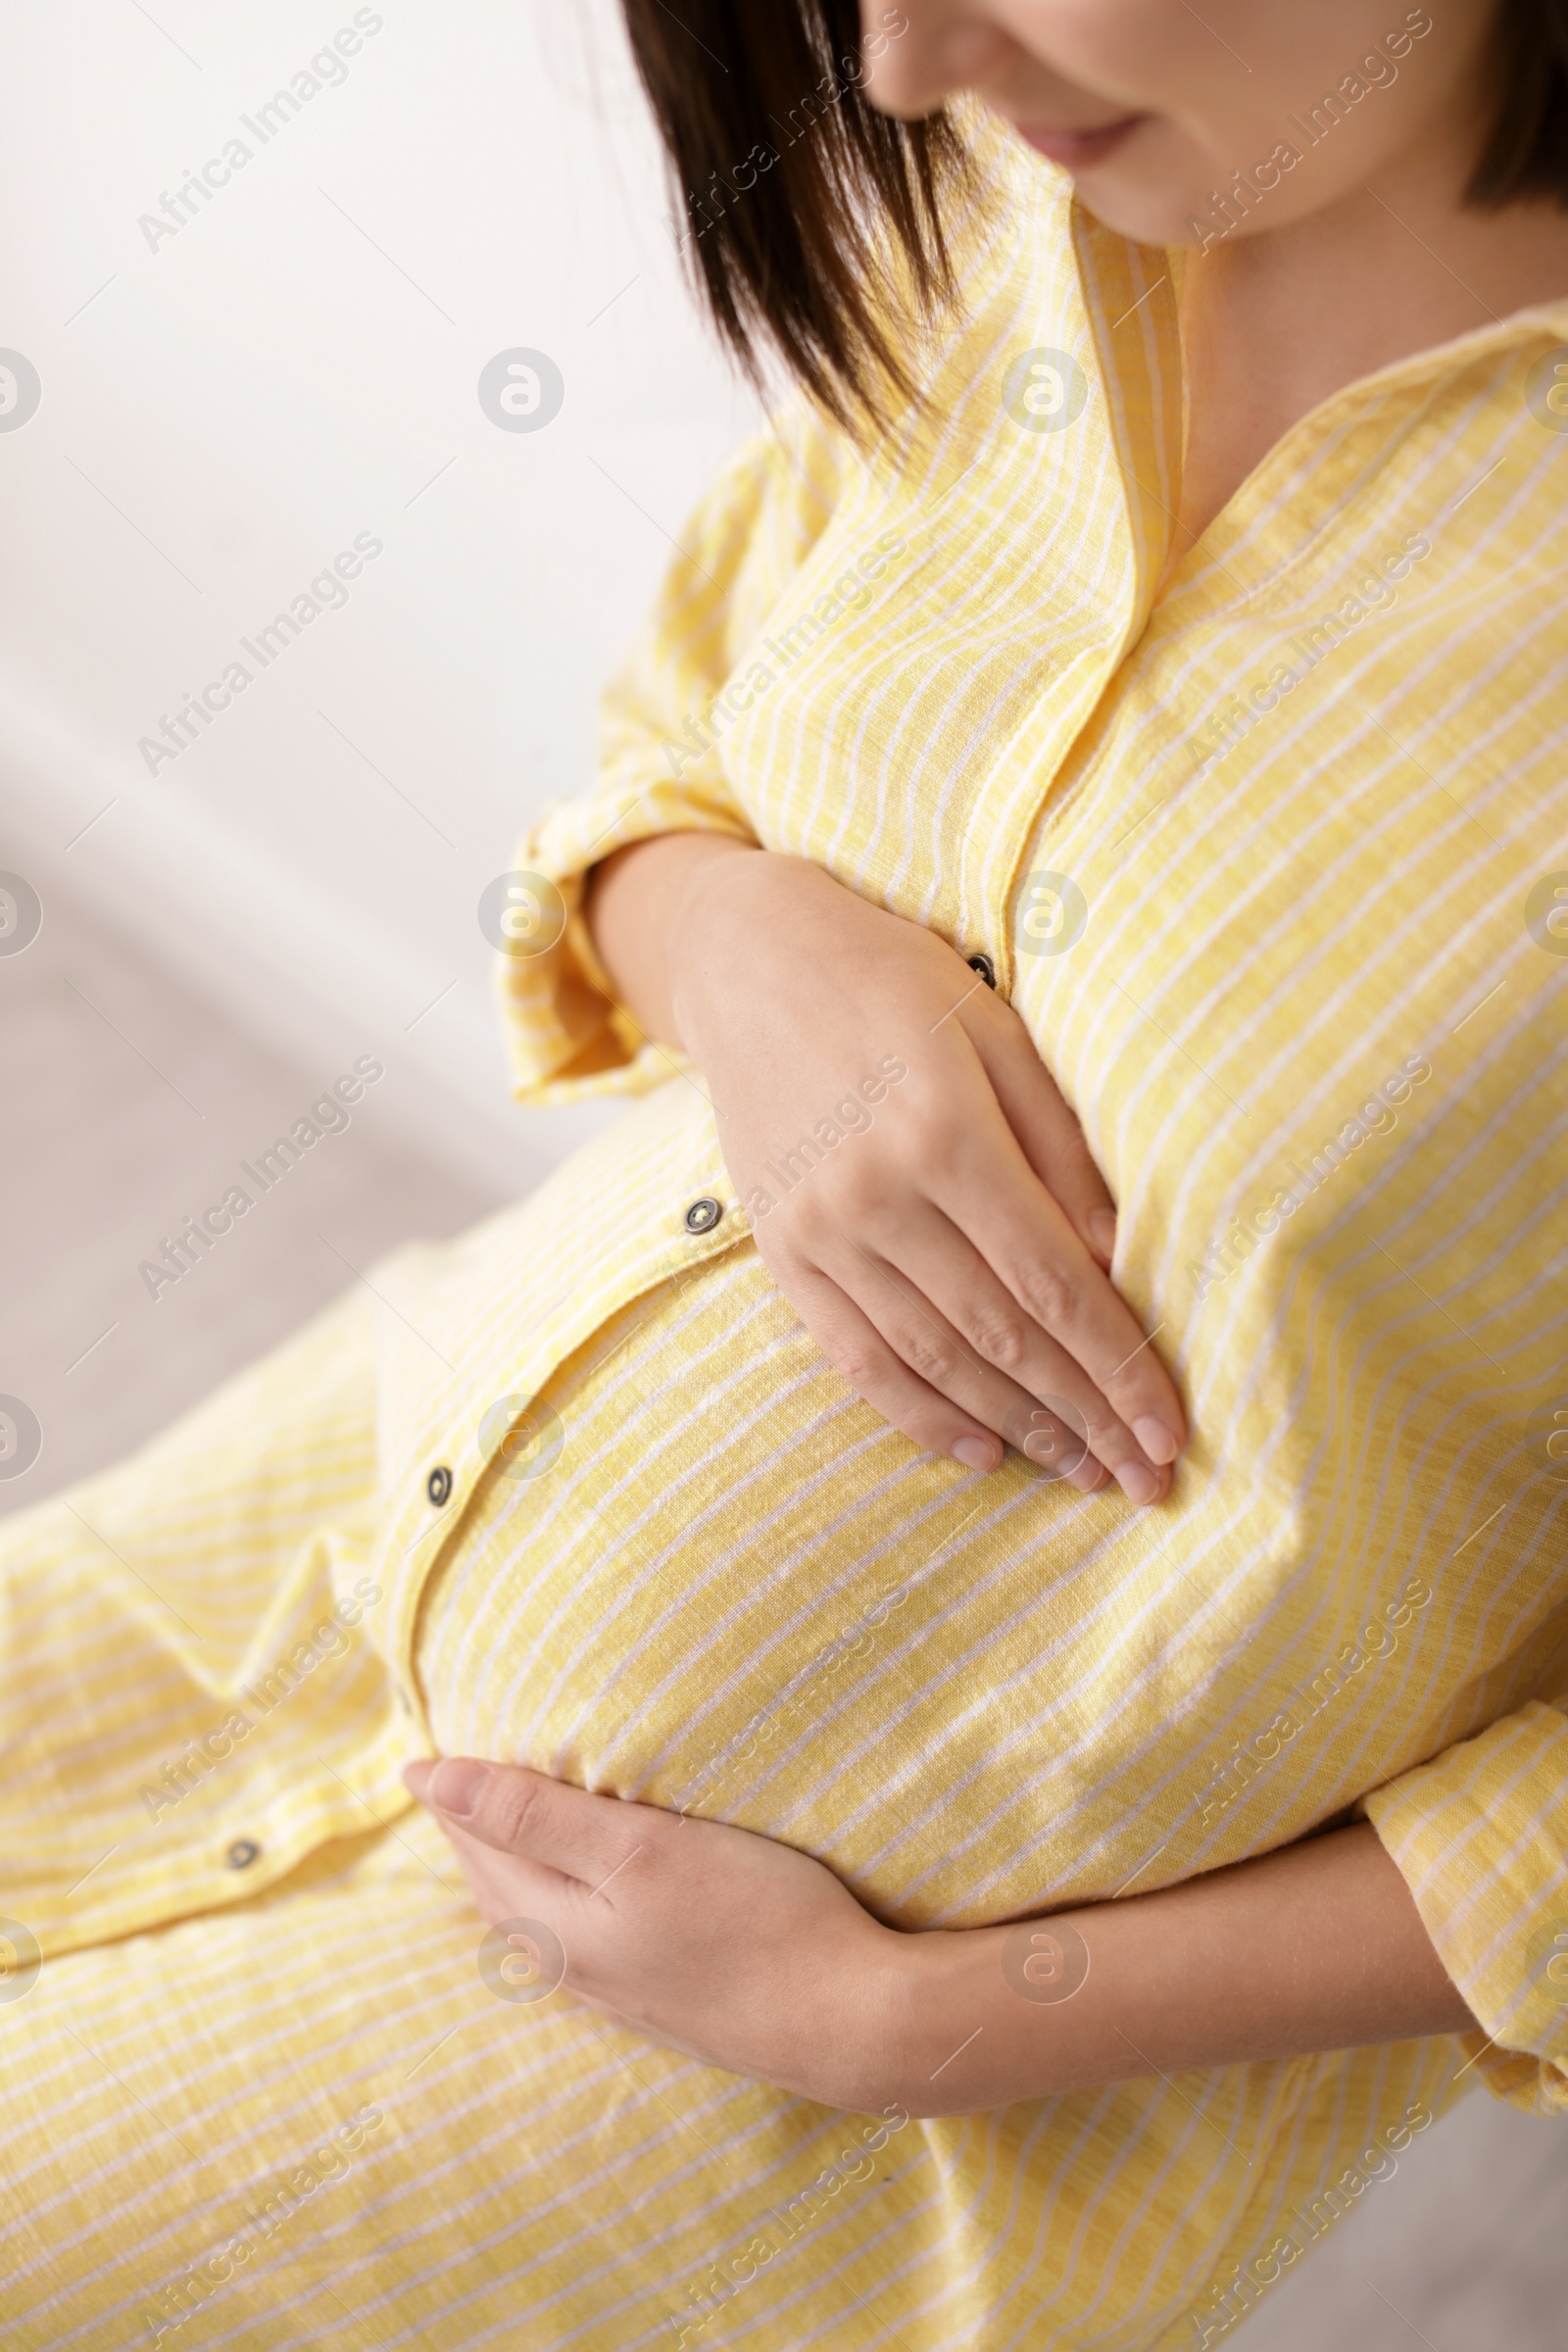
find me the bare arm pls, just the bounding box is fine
[585,831,757,1053]
[408,1760,1479,2118]
[882,1819,1476,2117]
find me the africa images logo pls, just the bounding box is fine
[0,350,42,432]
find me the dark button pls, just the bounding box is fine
[426,1465,453,1507]
[226,1838,261,1871]
[967,954,997,989]
[684,1197,723,1235]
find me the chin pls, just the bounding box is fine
[1008,113,1219,252]
[1062,169,1213,250]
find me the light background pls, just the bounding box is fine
[1,5,1564,2344]
[0,0,761,1190]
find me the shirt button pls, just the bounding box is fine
[226,1838,261,1871]
[967,954,997,989]
[684,1197,723,1235]
[426,1465,453,1507]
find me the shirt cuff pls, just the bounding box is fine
[1362,1697,1568,2114]
[494,776,755,1108]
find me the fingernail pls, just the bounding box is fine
[1089,1209,1117,1260]
[428,1758,491,1817]
[1117,1460,1159,1505]
[1133,1415,1181,1465]
[953,1436,998,1470]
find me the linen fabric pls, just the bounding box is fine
[4,116,1566,2351]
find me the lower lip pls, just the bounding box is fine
[1015,119,1142,170]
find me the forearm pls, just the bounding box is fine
[865,1823,1478,2119]
[583,831,760,1054]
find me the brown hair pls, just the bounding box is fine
[619,0,1568,430]
[617,2,968,430]
[1470,0,1568,207]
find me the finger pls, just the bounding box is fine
[824,1215,1166,1505]
[962,995,1118,1266]
[841,1202,1171,1504]
[920,1117,1187,1465]
[977,1185,1186,1464]
[778,1258,1108,1489]
[945,1008,1186,1454]
[830,1242,1121,1495]
[442,1820,571,1919]
[404,1758,638,1886]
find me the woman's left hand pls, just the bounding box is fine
[404,1756,905,2111]
[406,1757,1480,2121]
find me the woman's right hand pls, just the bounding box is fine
[587,836,1186,1504]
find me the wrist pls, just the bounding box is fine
[666,845,814,1055]
[843,1919,1097,2119]
[813,1918,925,2116]
[587,830,757,1054]
[823,1922,977,2120]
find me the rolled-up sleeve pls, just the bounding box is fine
[1363,1695,1568,2113]
[498,400,848,1105]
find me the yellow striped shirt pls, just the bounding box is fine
[4,111,1567,2351]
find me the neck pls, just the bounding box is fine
[1169,140,1568,564]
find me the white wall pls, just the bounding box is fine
[0,0,761,1187]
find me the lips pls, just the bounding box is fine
[1013,116,1143,169]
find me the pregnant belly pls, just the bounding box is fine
[412,1245,1203,1930]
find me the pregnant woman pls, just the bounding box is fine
[6,1,1568,2345]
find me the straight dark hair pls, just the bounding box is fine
[619,0,1568,432]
